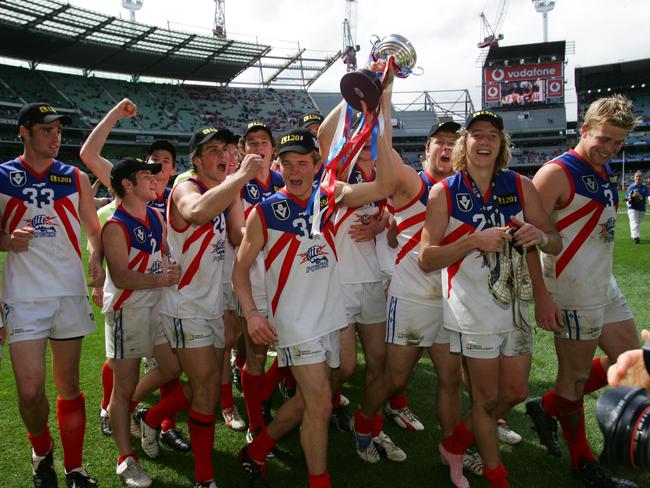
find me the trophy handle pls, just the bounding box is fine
[410,66,424,76]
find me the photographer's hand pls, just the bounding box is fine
[607,330,650,389]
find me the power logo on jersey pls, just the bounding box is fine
[599,218,616,243]
[299,244,329,274]
[25,214,57,238]
[212,239,225,262]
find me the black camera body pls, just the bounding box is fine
[596,337,650,469]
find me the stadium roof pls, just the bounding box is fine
[485,41,566,64]
[575,58,650,91]
[0,0,271,83]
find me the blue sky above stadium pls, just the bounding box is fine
[69,0,650,121]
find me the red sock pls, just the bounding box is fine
[145,383,191,429]
[483,463,510,487]
[235,353,245,369]
[441,421,476,455]
[583,357,608,395]
[117,451,138,465]
[284,371,296,389]
[542,389,558,418]
[389,393,408,411]
[371,414,384,437]
[242,369,265,432]
[28,425,52,457]
[57,393,86,472]
[220,383,234,410]
[160,378,180,431]
[354,409,374,436]
[555,395,597,467]
[101,361,113,411]
[248,426,277,464]
[308,472,332,488]
[188,410,216,483]
[261,358,282,402]
[332,390,341,409]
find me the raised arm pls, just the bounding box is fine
[174,154,262,227]
[79,98,137,187]
[78,171,105,288]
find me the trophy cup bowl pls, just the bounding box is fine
[340,34,418,111]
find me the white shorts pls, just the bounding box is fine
[105,307,160,359]
[385,296,449,347]
[223,282,236,312]
[557,288,634,341]
[161,314,225,349]
[278,330,341,368]
[343,282,386,325]
[449,328,532,359]
[5,297,96,345]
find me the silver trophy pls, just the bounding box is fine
[340,34,419,111]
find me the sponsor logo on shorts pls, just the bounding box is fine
[291,346,320,358]
[456,193,473,212]
[9,170,26,187]
[48,174,72,185]
[25,214,57,238]
[464,340,492,351]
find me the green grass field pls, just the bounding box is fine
[1,203,649,487]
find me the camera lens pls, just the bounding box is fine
[597,386,650,469]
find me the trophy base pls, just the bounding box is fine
[340,69,383,112]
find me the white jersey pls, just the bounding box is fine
[541,150,618,309]
[102,206,165,312]
[389,173,442,305]
[0,158,87,302]
[334,165,383,284]
[442,170,526,334]
[161,178,227,319]
[257,190,346,347]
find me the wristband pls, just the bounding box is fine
[244,308,262,320]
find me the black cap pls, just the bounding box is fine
[277,128,319,156]
[147,140,176,163]
[299,113,324,128]
[243,121,273,140]
[428,121,461,139]
[465,110,504,130]
[18,102,72,127]
[110,157,162,193]
[189,127,234,158]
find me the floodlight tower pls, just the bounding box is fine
[213,0,226,38]
[121,0,143,23]
[532,0,556,42]
[342,0,360,72]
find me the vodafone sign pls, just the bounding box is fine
[484,62,563,83]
